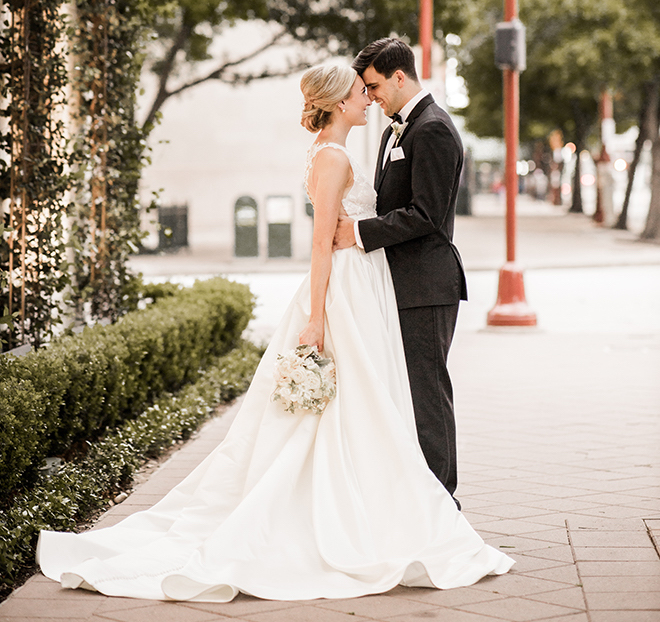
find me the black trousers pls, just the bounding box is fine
[398,304,460,498]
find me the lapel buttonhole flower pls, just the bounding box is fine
[391,121,404,141]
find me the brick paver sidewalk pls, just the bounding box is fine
[2,329,658,622]
[3,202,660,620]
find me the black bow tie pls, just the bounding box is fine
[390,113,403,124]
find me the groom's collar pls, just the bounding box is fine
[396,89,431,123]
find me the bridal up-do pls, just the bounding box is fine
[300,64,357,133]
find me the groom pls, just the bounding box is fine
[333,38,467,507]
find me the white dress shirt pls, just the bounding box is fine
[354,89,431,249]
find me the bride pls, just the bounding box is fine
[37,64,514,602]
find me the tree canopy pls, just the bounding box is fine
[457,0,660,143]
[456,0,660,233]
[143,0,468,129]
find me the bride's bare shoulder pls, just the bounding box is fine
[308,146,351,192]
[312,144,350,170]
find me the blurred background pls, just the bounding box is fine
[128,0,660,340]
[133,0,660,259]
[3,0,660,347]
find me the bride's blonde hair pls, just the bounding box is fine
[300,64,357,133]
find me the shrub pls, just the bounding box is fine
[0,277,255,499]
[140,280,182,301]
[0,375,47,498]
[0,341,263,595]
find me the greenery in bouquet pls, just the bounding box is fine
[272,345,336,415]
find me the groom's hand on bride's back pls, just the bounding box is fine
[333,215,357,250]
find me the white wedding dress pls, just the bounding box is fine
[38,143,513,602]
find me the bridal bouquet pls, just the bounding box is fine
[272,345,336,415]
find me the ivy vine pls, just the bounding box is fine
[67,0,155,323]
[0,0,71,350]
[0,0,157,350]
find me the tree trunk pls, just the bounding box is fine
[569,130,584,213]
[142,21,193,131]
[640,83,660,241]
[641,130,660,240]
[614,124,644,229]
[614,80,659,230]
[568,100,592,214]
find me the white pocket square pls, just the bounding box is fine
[390,146,405,161]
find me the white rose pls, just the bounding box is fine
[277,358,294,379]
[290,368,308,386]
[306,373,321,391]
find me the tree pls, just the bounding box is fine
[141,0,468,131]
[1,0,160,348]
[67,0,157,322]
[643,111,660,240]
[0,0,71,348]
[456,0,660,214]
[636,0,660,241]
[613,79,658,230]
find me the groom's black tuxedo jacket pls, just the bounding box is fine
[358,94,468,309]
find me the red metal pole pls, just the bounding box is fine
[593,89,613,225]
[487,0,537,327]
[420,0,433,80]
[504,67,517,263]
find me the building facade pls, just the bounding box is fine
[138,36,447,263]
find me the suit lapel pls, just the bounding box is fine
[375,94,436,193]
[374,127,391,190]
[377,142,395,192]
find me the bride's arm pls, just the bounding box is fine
[299,148,350,352]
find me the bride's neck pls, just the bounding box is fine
[317,123,350,146]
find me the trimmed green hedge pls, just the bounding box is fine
[0,340,263,593]
[0,277,255,501]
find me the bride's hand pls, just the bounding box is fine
[299,319,324,352]
[333,215,356,251]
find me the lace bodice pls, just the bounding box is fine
[304,142,377,221]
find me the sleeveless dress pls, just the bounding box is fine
[37,143,513,602]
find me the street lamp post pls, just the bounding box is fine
[419,0,433,80]
[487,0,536,327]
[594,90,615,227]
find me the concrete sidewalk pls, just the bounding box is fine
[127,193,660,278]
[2,197,659,621]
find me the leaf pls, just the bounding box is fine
[0,307,16,329]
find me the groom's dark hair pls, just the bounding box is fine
[352,38,419,82]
